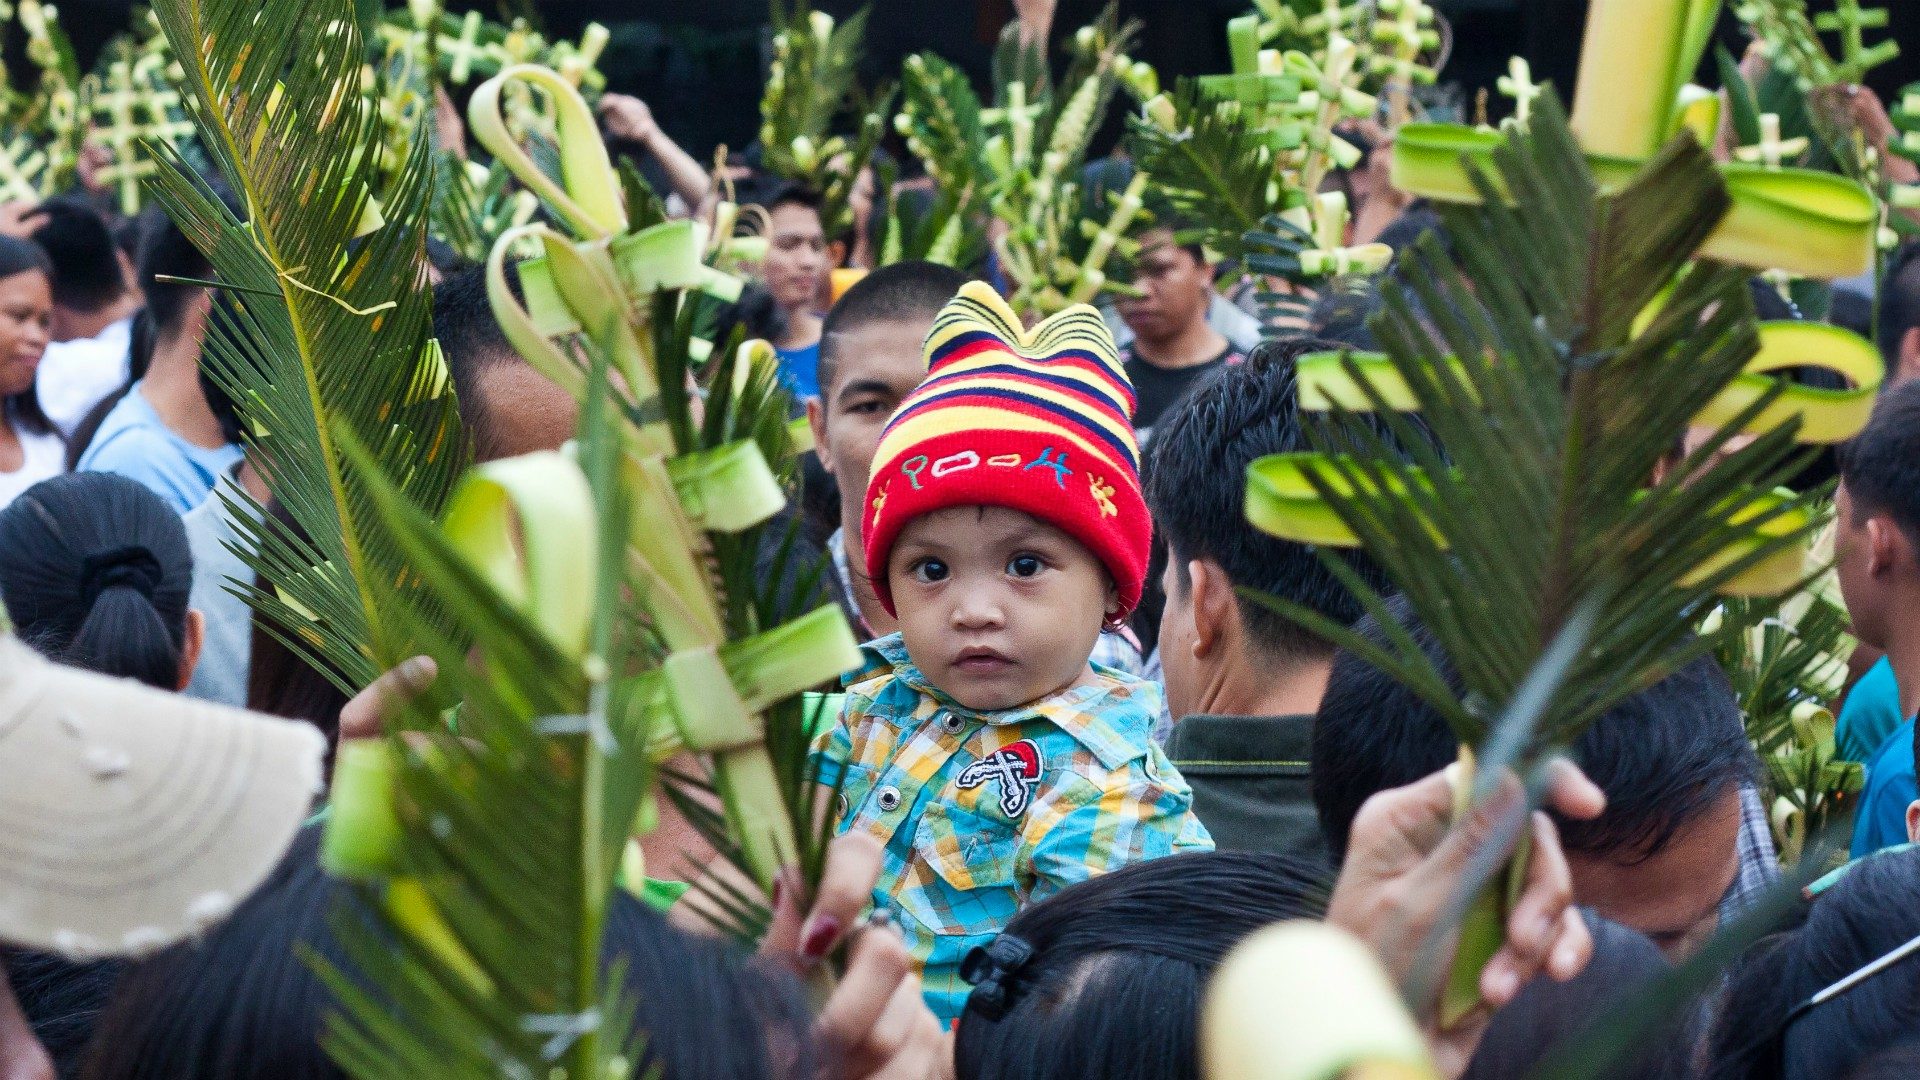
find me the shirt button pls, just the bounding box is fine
[940,712,965,735]
[876,786,902,812]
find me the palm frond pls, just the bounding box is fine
[1125,78,1294,262]
[147,0,466,692]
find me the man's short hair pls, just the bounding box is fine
[1841,378,1920,544]
[1142,337,1394,659]
[30,196,126,312]
[1880,240,1920,371]
[816,261,966,397]
[432,265,521,460]
[1312,595,1757,864]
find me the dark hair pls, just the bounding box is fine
[29,196,128,313]
[0,472,194,689]
[130,205,212,380]
[1707,847,1920,1080]
[0,946,125,1077]
[77,829,816,1080]
[763,181,822,216]
[0,233,55,438]
[1313,594,1756,863]
[1848,1043,1920,1080]
[954,851,1328,1080]
[816,260,964,398]
[1143,337,1394,659]
[1840,378,1920,545]
[1878,240,1920,370]
[1463,912,1692,1080]
[432,264,521,462]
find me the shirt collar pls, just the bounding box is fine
[1164,713,1314,766]
[851,632,1161,770]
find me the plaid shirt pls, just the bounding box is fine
[812,634,1213,1022]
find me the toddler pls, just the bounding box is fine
[811,282,1213,1022]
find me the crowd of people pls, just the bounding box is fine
[0,38,1918,1080]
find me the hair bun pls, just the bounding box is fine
[79,547,163,606]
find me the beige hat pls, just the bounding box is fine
[0,635,327,959]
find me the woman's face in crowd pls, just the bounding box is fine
[0,268,52,398]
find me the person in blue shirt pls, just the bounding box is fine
[1837,656,1904,765]
[73,210,241,514]
[760,184,829,402]
[1836,382,1920,856]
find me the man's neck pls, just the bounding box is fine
[54,294,139,343]
[140,334,226,450]
[837,527,897,638]
[1131,319,1228,372]
[1194,644,1332,719]
[779,306,823,351]
[1884,623,1920,721]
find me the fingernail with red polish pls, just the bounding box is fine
[800,915,843,962]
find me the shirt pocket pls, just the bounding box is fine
[891,801,1023,937]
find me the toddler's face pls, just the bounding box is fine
[887,506,1115,712]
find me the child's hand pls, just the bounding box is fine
[760,833,953,1080]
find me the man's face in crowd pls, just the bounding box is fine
[1117,229,1212,345]
[808,316,930,536]
[763,202,828,311]
[1564,786,1742,959]
[1834,481,1892,651]
[473,358,579,462]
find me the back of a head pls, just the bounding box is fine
[1877,240,1920,371]
[1313,596,1754,863]
[1709,848,1920,1080]
[30,196,126,314]
[432,264,520,462]
[954,851,1328,1080]
[79,828,815,1080]
[1840,378,1920,541]
[0,472,193,689]
[817,260,966,394]
[1464,913,1689,1080]
[1143,337,1394,660]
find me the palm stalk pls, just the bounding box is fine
[147,0,466,694]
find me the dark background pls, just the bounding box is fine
[47,0,1920,162]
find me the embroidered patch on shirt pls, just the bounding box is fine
[956,739,1042,818]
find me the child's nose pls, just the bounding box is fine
[951,591,1005,629]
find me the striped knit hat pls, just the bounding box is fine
[862,281,1148,618]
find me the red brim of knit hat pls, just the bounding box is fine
[862,428,1148,619]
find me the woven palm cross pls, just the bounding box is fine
[91,56,194,214]
[0,131,47,203]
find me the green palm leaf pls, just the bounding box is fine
[146,0,466,693]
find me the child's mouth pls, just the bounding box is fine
[952,648,1014,674]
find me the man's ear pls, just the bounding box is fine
[177,608,206,692]
[806,396,833,475]
[1905,799,1920,846]
[1867,515,1905,576]
[1188,559,1235,660]
[1899,326,1920,386]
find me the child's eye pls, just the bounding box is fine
[911,558,950,583]
[1007,554,1044,578]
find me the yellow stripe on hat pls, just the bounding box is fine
[928,349,1134,422]
[910,374,1139,462]
[872,406,1131,484]
[928,282,1126,381]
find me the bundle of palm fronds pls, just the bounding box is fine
[1240,0,1881,1023]
[0,0,85,200]
[1709,591,1860,866]
[464,60,861,933]
[894,6,1154,316]
[147,0,466,697]
[1732,0,1898,90]
[82,16,197,215]
[756,1,891,248]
